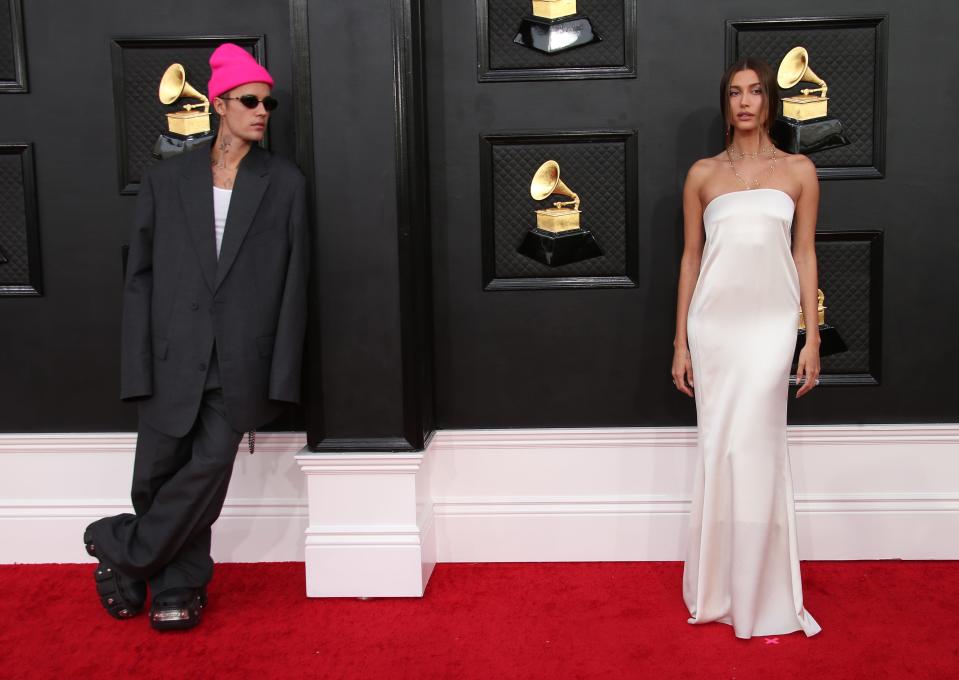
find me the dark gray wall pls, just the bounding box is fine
[426,1,959,427]
[304,0,433,450]
[2,1,957,439]
[306,2,405,444]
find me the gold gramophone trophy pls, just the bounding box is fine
[793,288,848,366]
[516,160,602,266]
[152,63,217,160]
[771,47,849,155]
[513,0,601,54]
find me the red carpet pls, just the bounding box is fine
[2,561,957,679]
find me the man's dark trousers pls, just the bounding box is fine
[91,355,243,593]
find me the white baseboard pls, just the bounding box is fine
[428,425,959,562]
[0,433,308,564]
[2,425,958,571]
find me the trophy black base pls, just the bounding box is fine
[772,116,850,155]
[794,324,847,364]
[517,228,602,267]
[152,130,216,160]
[513,14,601,54]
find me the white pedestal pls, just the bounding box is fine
[295,449,435,597]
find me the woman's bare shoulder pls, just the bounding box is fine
[687,154,725,183]
[777,149,817,178]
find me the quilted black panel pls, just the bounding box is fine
[491,140,627,278]
[0,0,14,80]
[486,0,625,70]
[816,237,875,375]
[732,21,881,169]
[112,38,261,192]
[0,151,29,287]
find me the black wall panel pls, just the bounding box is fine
[304,0,433,450]
[0,144,41,295]
[0,0,27,92]
[480,130,638,289]
[727,16,887,178]
[304,2,406,445]
[477,0,636,80]
[812,231,882,385]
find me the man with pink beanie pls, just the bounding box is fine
[84,43,309,631]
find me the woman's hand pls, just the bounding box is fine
[795,343,821,398]
[672,346,695,397]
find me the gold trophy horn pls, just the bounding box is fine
[531,160,580,210]
[159,63,211,136]
[530,160,581,233]
[778,46,828,98]
[159,63,210,111]
[777,47,831,122]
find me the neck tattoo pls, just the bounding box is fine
[211,134,238,189]
[212,135,233,170]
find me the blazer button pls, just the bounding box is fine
[190,302,199,310]
[199,363,207,372]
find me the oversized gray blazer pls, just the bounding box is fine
[120,144,309,437]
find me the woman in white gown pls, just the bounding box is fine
[671,57,822,639]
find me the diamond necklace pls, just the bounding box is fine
[727,143,775,160]
[725,145,777,190]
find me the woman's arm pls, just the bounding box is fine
[791,155,821,398]
[672,161,708,397]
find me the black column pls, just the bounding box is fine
[303,0,433,451]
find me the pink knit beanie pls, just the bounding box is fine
[207,43,274,100]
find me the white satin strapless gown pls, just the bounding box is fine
[682,188,821,639]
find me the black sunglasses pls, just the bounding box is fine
[220,94,279,112]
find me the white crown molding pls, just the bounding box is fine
[3,425,956,455]
[429,425,959,449]
[296,452,425,474]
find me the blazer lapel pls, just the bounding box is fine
[178,148,217,292]
[215,145,270,291]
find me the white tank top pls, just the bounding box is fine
[213,186,233,258]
